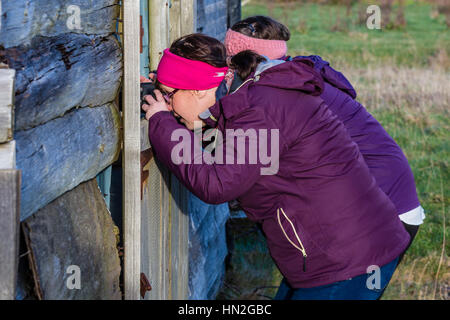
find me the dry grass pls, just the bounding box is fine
[340,65,450,114]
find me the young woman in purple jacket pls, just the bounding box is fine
[225,16,425,298]
[142,33,410,300]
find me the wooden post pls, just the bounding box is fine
[0,170,21,300]
[0,67,19,300]
[122,0,141,300]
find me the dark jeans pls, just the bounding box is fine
[397,222,420,265]
[274,257,400,300]
[274,222,420,300]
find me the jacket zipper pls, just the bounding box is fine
[277,208,308,272]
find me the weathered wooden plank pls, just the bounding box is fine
[170,0,192,300]
[140,0,191,300]
[15,103,121,221]
[122,0,141,300]
[1,34,122,131]
[0,68,15,143]
[149,0,169,69]
[181,0,196,36]
[22,178,121,300]
[141,157,161,300]
[0,169,21,300]
[170,174,189,300]
[169,0,182,43]
[0,0,119,48]
[0,140,15,170]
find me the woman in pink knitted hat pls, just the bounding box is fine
[224,16,425,299]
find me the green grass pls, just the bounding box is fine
[218,0,449,300]
[242,1,450,69]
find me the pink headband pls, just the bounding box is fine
[156,49,229,90]
[224,29,287,60]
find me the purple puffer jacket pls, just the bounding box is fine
[293,55,421,215]
[148,58,410,288]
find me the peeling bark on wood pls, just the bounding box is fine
[22,179,121,300]
[15,103,122,220]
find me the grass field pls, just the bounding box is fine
[217,0,449,300]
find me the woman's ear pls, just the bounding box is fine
[191,90,209,100]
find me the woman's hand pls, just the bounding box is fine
[142,89,170,120]
[140,73,157,83]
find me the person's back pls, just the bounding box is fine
[295,55,423,221]
[215,58,410,288]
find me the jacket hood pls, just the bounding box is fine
[293,55,357,99]
[248,57,324,96]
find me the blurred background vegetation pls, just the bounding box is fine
[217,0,449,300]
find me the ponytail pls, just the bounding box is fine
[229,50,266,80]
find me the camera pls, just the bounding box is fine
[140,82,157,107]
[140,82,157,118]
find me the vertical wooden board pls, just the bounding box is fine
[141,0,193,300]
[141,157,167,300]
[22,179,121,300]
[0,140,15,170]
[122,0,141,300]
[141,157,160,299]
[0,68,15,143]
[0,169,21,300]
[169,0,181,43]
[171,174,189,299]
[160,162,171,299]
[149,0,169,70]
[180,0,195,36]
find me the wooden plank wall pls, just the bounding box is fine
[140,0,193,300]
[0,67,20,300]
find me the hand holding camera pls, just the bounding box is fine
[140,74,170,121]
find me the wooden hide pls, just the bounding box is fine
[22,178,121,300]
[0,170,21,300]
[15,103,122,221]
[1,34,122,131]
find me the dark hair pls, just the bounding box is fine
[169,33,227,68]
[169,33,265,82]
[229,50,265,80]
[231,16,290,41]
